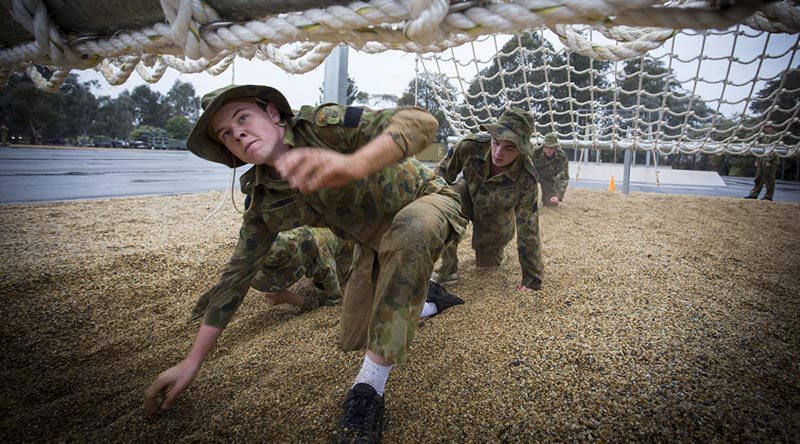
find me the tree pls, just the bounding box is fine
[60,74,99,140]
[398,73,457,142]
[165,80,200,121]
[619,57,712,141]
[346,77,359,105]
[318,76,362,105]
[130,85,169,127]
[0,70,65,142]
[364,93,399,107]
[90,93,136,139]
[465,32,613,136]
[165,115,192,139]
[750,67,800,146]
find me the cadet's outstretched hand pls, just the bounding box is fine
[275,148,365,193]
[549,196,560,205]
[516,284,537,292]
[144,360,200,413]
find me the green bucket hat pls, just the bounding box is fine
[480,109,535,156]
[542,132,559,147]
[187,84,294,168]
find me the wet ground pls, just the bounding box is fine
[0,146,244,204]
[1,146,798,204]
[569,175,800,203]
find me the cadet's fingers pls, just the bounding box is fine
[306,160,339,190]
[278,151,319,190]
[276,148,314,178]
[161,385,183,411]
[291,157,324,192]
[143,378,169,414]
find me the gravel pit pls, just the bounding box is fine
[0,188,798,441]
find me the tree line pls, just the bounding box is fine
[0,71,199,148]
[1,46,797,180]
[389,35,799,180]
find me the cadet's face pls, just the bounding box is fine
[491,138,520,168]
[544,146,556,157]
[211,101,286,165]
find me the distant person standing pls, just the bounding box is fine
[745,151,779,201]
[532,133,569,207]
[0,123,9,146]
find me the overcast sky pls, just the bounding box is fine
[78,28,798,119]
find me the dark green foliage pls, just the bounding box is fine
[0,68,201,146]
[398,72,457,142]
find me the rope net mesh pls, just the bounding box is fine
[419,26,800,157]
[0,0,798,155]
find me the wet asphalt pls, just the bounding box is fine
[1,146,798,204]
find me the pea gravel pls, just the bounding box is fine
[0,188,798,442]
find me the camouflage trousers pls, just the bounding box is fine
[340,192,466,364]
[434,180,505,279]
[748,167,777,199]
[250,227,353,308]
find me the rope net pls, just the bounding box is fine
[419,26,800,157]
[0,0,798,155]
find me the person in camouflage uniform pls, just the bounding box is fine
[251,225,353,312]
[432,108,544,291]
[0,122,9,146]
[532,132,569,207]
[144,84,467,442]
[745,152,779,201]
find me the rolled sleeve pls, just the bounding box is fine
[383,107,438,157]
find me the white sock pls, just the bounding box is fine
[420,301,438,318]
[353,355,393,396]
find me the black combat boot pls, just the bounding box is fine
[426,281,465,315]
[333,383,385,443]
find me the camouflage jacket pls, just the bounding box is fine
[532,146,569,199]
[439,133,543,287]
[192,104,464,328]
[756,152,779,173]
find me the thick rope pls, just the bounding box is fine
[0,0,794,89]
[421,25,800,157]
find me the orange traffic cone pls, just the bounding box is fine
[608,176,616,192]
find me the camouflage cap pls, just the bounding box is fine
[480,108,535,156]
[543,132,559,147]
[187,84,294,168]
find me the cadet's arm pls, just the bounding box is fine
[514,192,544,291]
[276,133,403,193]
[144,324,222,413]
[276,108,438,193]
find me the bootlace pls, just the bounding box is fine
[341,392,377,430]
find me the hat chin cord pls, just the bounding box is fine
[202,153,243,223]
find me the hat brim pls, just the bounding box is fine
[479,123,533,156]
[187,85,294,168]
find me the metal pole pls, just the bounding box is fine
[781,157,785,180]
[323,45,349,104]
[645,150,651,167]
[795,156,799,181]
[623,148,632,195]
